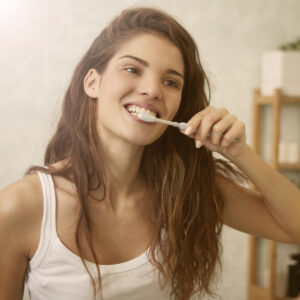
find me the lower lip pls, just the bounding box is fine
[124,107,156,126]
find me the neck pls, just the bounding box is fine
[93,132,148,214]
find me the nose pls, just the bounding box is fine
[137,75,162,100]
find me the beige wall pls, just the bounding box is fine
[0,0,299,299]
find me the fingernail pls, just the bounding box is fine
[195,140,202,148]
[185,126,193,135]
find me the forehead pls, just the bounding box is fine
[110,33,185,74]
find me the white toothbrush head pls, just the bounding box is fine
[137,112,157,122]
[137,112,188,131]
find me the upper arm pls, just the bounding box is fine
[0,175,42,299]
[217,176,297,244]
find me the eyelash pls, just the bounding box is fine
[123,66,180,89]
[124,66,140,74]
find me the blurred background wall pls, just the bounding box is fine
[0,0,299,299]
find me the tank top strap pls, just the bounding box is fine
[29,171,57,269]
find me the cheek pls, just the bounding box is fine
[100,69,135,97]
[167,96,182,118]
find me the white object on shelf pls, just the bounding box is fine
[278,141,299,164]
[287,142,299,164]
[261,50,300,96]
[279,142,289,163]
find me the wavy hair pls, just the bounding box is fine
[25,7,246,300]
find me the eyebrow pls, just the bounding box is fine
[118,55,184,80]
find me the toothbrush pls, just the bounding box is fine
[137,112,188,131]
[137,112,239,142]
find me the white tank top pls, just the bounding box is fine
[25,171,172,300]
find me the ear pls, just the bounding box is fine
[83,69,101,99]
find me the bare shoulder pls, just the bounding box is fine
[0,173,43,298]
[0,173,43,220]
[0,173,43,258]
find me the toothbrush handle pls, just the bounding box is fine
[158,119,238,141]
[177,122,188,131]
[156,118,187,131]
[170,120,239,142]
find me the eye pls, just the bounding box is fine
[164,79,179,88]
[124,66,140,74]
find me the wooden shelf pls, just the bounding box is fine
[265,162,300,170]
[279,163,300,170]
[248,284,272,300]
[255,90,300,105]
[248,88,300,300]
[281,95,300,104]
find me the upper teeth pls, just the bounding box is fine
[126,104,157,117]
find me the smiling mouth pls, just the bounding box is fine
[124,104,160,118]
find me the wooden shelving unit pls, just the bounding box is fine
[248,88,300,300]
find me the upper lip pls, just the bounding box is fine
[124,102,161,117]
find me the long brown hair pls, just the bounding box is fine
[25,7,246,300]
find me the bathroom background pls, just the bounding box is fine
[0,0,299,299]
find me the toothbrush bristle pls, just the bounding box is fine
[137,112,157,122]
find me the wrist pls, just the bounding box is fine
[224,144,254,165]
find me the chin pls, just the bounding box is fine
[127,133,163,147]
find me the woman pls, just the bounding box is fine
[0,7,299,300]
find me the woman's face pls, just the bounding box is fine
[89,33,185,146]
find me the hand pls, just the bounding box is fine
[180,106,246,159]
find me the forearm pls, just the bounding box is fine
[227,144,300,242]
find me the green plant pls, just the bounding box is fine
[279,38,300,51]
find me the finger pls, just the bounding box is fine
[221,121,245,147]
[210,115,236,145]
[182,126,197,138]
[198,109,228,142]
[184,113,205,137]
[184,106,216,136]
